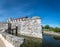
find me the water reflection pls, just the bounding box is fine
[53,36,60,40]
[42,34,60,47]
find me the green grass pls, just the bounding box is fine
[17,34,42,47]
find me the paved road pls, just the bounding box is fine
[44,31,60,37]
[0,38,6,47]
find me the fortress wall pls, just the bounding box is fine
[0,32,24,47]
[0,33,14,47]
[11,16,42,38]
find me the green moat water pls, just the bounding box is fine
[42,34,60,47]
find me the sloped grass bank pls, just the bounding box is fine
[18,34,42,47]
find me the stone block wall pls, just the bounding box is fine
[1,32,24,47]
[10,16,42,38]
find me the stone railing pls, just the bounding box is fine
[1,32,24,47]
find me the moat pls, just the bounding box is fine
[42,34,60,47]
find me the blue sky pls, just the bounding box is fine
[0,0,60,27]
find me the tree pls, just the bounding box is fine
[44,25,50,29]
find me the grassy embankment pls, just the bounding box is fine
[17,34,42,47]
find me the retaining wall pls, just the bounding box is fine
[0,32,24,47]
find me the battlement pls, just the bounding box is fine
[8,16,41,23]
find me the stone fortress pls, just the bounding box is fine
[0,16,42,38]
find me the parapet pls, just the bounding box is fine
[1,32,24,47]
[7,16,41,23]
[32,16,41,19]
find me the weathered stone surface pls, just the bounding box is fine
[1,32,24,47]
[10,16,42,38]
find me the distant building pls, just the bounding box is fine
[0,22,8,30]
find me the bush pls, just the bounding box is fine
[53,27,60,32]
